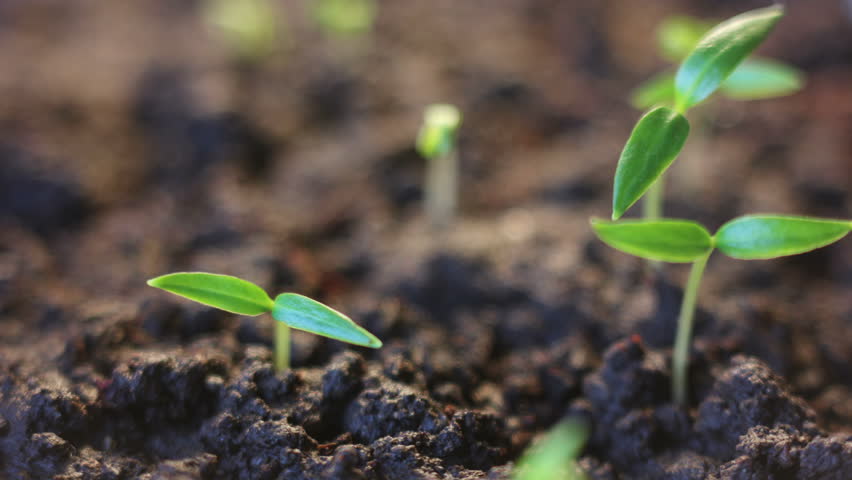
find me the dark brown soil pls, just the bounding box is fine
[0,1,850,479]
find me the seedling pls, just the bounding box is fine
[619,6,804,221]
[147,272,382,372]
[311,0,377,37]
[205,0,282,63]
[416,104,463,229]
[512,419,588,480]
[592,215,852,404]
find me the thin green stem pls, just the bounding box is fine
[426,149,458,229]
[642,176,665,220]
[274,320,291,372]
[672,251,711,406]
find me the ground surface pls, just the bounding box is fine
[0,1,851,479]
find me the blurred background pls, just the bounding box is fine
[0,0,850,354]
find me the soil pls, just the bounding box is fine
[1,1,851,479]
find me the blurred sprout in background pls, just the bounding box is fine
[205,0,284,62]
[311,0,378,37]
[417,104,463,230]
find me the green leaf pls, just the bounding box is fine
[591,218,714,263]
[272,293,382,348]
[312,0,377,36]
[147,272,274,316]
[715,215,851,260]
[417,104,462,159]
[675,5,784,111]
[657,16,713,62]
[721,58,804,100]
[630,72,676,109]
[612,107,689,220]
[513,420,588,480]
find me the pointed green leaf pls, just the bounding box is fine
[715,215,851,260]
[592,218,713,263]
[721,58,804,100]
[272,293,382,348]
[612,107,689,220]
[657,16,713,62]
[147,272,274,315]
[675,5,784,111]
[513,420,588,480]
[630,72,676,109]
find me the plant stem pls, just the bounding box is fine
[274,320,290,372]
[426,149,458,229]
[672,251,711,406]
[643,176,665,220]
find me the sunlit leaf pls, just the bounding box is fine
[715,215,851,260]
[417,104,462,159]
[592,218,714,263]
[612,107,689,220]
[675,5,784,110]
[721,58,804,100]
[272,293,382,348]
[148,272,274,316]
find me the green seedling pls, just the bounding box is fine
[592,215,852,404]
[622,6,804,221]
[205,0,282,62]
[416,104,463,229]
[147,272,382,372]
[311,0,377,37]
[513,419,588,480]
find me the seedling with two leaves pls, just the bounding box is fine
[147,272,382,372]
[623,6,804,221]
[594,5,852,405]
[417,104,463,229]
[593,216,851,404]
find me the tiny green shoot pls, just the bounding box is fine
[416,104,463,229]
[147,272,382,372]
[624,6,803,221]
[205,0,282,62]
[592,215,851,404]
[513,419,589,480]
[311,0,377,37]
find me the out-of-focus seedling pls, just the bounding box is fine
[311,0,377,37]
[205,0,282,62]
[416,104,463,229]
[622,6,803,221]
[513,419,589,480]
[147,272,382,372]
[592,215,852,404]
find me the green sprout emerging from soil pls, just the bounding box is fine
[205,0,282,62]
[417,104,463,229]
[311,0,377,37]
[593,216,851,404]
[623,6,803,221]
[593,5,852,405]
[513,420,589,480]
[147,272,382,372]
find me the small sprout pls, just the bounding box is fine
[513,419,589,480]
[311,0,377,37]
[621,6,802,222]
[147,272,382,372]
[592,215,851,404]
[416,104,463,229]
[205,0,282,62]
[674,5,784,111]
[612,107,689,220]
